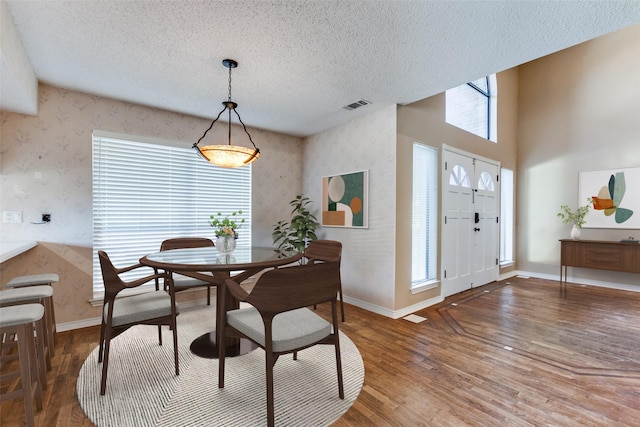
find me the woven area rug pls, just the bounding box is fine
[77,305,364,426]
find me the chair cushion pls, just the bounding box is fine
[6,273,59,288]
[105,291,177,328]
[227,307,331,353]
[0,303,44,327]
[172,274,212,289]
[0,285,53,305]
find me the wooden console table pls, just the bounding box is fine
[559,239,640,295]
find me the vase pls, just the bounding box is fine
[216,235,236,253]
[570,224,581,240]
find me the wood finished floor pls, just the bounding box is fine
[2,276,640,426]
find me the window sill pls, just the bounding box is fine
[411,280,439,295]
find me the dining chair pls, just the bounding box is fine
[303,240,345,321]
[218,261,344,427]
[156,237,215,305]
[98,250,179,395]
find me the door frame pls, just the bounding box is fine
[441,145,500,297]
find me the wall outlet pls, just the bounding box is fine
[2,211,23,223]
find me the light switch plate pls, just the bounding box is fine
[3,211,23,223]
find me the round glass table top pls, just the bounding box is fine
[140,246,300,271]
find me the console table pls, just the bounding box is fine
[559,239,640,295]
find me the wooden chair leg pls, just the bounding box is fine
[334,340,344,399]
[98,319,105,363]
[157,325,163,346]
[266,352,276,427]
[218,338,226,389]
[172,321,179,376]
[100,327,113,395]
[339,284,345,322]
[206,286,211,306]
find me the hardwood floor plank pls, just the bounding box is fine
[2,277,640,426]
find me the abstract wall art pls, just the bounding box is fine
[321,170,369,228]
[579,167,640,229]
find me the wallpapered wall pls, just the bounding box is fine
[303,105,398,312]
[0,84,303,326]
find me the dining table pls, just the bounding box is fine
[139,246,302,358]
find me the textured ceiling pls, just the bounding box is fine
[2,1,640,137]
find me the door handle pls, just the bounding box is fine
[474,227,480,232]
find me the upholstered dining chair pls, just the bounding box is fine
[218,261,344,427]
[98,250,179,395]
[303,240,345,321]
[156,237,215,305]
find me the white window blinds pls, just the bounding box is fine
[412,143,438,287]
[92,132,251,295]
[500,167,514,265]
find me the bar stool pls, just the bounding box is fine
[5,273,58,343]
[0,304,46,427]
[0,286,55,365]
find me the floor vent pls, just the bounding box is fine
[343,99,371,110]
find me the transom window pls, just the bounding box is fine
[445,75,497,143]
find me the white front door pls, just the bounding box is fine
[472,159,499,287]
[442,147,499,297]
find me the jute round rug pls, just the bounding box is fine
[77,305,364,426]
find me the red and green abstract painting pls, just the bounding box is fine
[321,170,368,228]
[579,167,639,229]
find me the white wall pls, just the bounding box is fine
[302,105,398,312]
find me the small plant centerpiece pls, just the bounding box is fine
[557,199,592,240]
[272,195,319,254]
[210,210,245,253]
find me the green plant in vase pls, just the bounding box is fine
[210,210,244,252]
[557,199,593,240]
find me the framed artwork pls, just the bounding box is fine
[321,170,369,228]
[579,167,640,229]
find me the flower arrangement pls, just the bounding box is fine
[209,210,245,238]
[557,199,593,228]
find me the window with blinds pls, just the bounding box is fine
[500,167,514,265]
[92,132,251,296]
[411,143,438,290]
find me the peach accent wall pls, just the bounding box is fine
[0,84,303,326]
[517,23,640,286]
[396,69,519,310]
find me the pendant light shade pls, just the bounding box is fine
[193,59,260,168]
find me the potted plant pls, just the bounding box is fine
[557,199,592,240]
[272,194,319,253]
[209,210,245,253]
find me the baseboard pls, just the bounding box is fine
[342,294,445,320]
[509,270,640,293]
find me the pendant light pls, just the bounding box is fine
[193,59,260,168]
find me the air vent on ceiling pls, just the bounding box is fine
[343,99,371,111]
